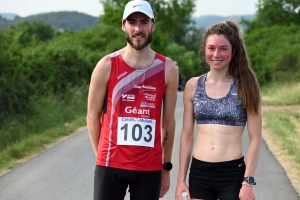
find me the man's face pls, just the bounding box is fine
[122,12,155,50]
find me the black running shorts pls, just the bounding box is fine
[94,166,162,200]
[189,156,245,200]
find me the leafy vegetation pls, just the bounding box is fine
[242,0,300,85]
[242,0,300,29]
[0,86,87,171]
[0,0,200,154]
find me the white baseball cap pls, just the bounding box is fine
[122,0,155,23]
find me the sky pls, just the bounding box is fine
[0,0,258,18]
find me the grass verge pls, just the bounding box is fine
[263,110,300,165]
[0,85,88,175]
[261,80,300,196]
[261,82,300,105]
[262,109,300,195]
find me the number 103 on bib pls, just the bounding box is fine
[117,117,156,148]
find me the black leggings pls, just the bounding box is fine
[189,156,245,200]
[94,166,162,200]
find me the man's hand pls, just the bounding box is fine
[159,170,170,198]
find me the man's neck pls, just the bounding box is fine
[120,45,155,70]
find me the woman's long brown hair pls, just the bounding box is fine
[200,20,261,114]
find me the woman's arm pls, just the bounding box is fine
[175,77,198,200]
[239,96,262,199]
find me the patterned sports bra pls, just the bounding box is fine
[193,73,247,126]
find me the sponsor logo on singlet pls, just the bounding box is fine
[125,106,150,116]
[134,84,156,90]
[120,117,154,123]
[140,102,155,108]
[143,93,156,101]
[117,71,128,80]
[122,94,135,102]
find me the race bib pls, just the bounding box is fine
[117,117,156,147]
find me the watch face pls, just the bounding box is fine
[248,176,255,184]
[163,162,173,170]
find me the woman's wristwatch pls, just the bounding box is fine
[244,176,256,186]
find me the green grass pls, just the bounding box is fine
[261,82,300,105]
[0,85,88,173]
[261,81,300,170]
[263,110,300,165]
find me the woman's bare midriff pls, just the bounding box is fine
[193,124,245,162]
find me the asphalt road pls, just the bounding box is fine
[0,92,299,200]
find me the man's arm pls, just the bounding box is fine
[86,55,111,156]
[161,58,178,163]
[159,58,178,198]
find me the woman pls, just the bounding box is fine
[175,21,262,200]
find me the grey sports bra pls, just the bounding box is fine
[193,73,247,126]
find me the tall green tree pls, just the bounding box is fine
[244,24,300,84]
[241,0,300,85]
[5,20,55,46]
[243,0,300,31]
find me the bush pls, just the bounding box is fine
[244,24,300,85]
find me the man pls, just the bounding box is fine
[86,1,178,199]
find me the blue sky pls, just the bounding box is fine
[0,0,258,17]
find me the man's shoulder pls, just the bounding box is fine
[95,54,113,72]
[101,49,122,62]
[163,57,178,70]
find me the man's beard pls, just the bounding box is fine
[125,31,152,51]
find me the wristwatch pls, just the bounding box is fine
[162,162,173,171]
[244,176,256,185]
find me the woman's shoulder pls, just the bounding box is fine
[186,76,199,85]
[186,74,206,86]
[184,76,201,95]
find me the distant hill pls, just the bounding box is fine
[0,13,17,20]
[192,14,256,29]
[0,12,255,31]
[0,11,99,31]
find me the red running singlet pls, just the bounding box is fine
[96,51,166,171]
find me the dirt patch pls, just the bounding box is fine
[262,105,300,196]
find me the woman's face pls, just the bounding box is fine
[205,34,233,71]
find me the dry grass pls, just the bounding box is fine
[262,102,300,196]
